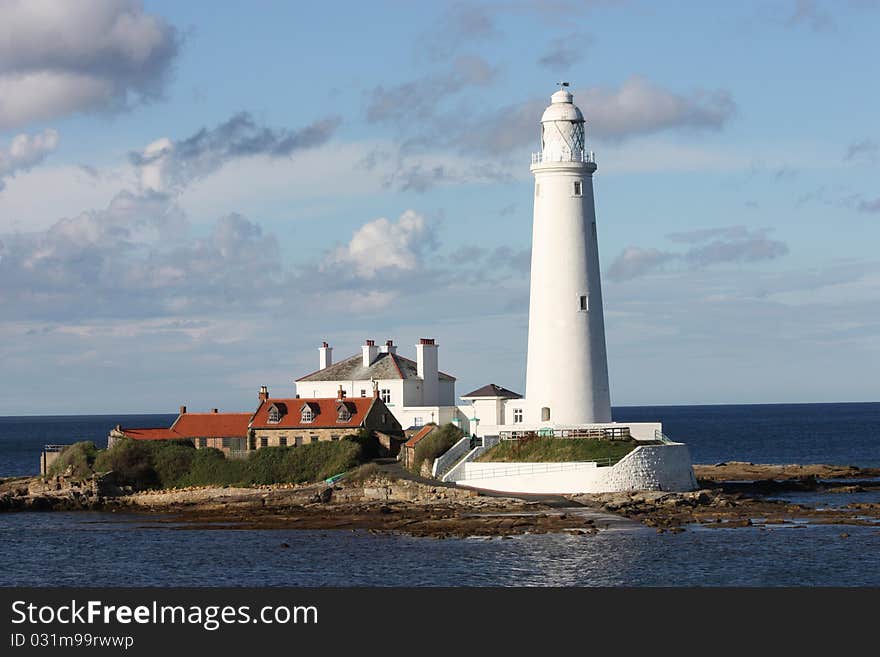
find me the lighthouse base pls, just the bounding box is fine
[445,443,697,495]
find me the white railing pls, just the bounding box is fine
[431,436,474,478]
[459,459,613,482]
[654,429,676,445]
[499,426,630,440]
[441,445,487,482]
[531,150,595,164]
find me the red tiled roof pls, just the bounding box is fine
[404,424,436,448]
[121,413,251,441]
[119,427,179,440]
[250,397,377,430]
[170,413,252,437]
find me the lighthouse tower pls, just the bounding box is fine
[524,86,612,425]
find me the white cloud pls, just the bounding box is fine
[137,137,173,192]
[0,128,58,189]
[130,112,342,193]
[607,226,789,281]
[607,247,676,282]
[325,210,437,279]
[579,76,737,139]
[0,0,179,129]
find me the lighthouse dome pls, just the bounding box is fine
[541,89,584,124]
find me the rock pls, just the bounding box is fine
[280,542,290,548]
[314,487,333,503]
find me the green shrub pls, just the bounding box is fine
[48,441,98,479]
[84,435,365,490]
[344,428,382,461]
[94,439,159,489]
[411,423,463,475]
[149,440,197,486]
[175,448,241,487]
[240,441,362,485]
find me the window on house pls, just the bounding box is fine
[382,413,387,424]
[301,407,314,423]
[279,437,287,447]
[337,405,351,422]
[222,437,231,448]
[579,295,588,311]
[513,409,523,423]
[381,389,391,403]
[268,406,280,423]
[541,407,551,421]
[573,181,582,196]
[413,417,424,427]
[331,434,339,441]
[260,437,268,448]
[360,389,367,397]
[197,437,207,448]
[310,435,319,443]
[295,436,303,447]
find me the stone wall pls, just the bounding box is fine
[601,444,697,492]
[253,428,356,448]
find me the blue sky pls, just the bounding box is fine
[0,0,878,415]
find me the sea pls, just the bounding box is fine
[1,402,878,587]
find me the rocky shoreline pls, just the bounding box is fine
[1,461,878,538]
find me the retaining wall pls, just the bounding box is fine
[453,443,697,494]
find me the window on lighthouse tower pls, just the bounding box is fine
[572,181,582,197]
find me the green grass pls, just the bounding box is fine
[410,423,463,475]
[476,437,636,464]
[75,436,366,490]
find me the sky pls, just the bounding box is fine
[0,0,878,415]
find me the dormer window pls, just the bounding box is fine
[337,403,351,423]
[268,406,281,423]
[301,407,314,423]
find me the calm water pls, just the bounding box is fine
[1,403,878,587]
[1,513,877,587]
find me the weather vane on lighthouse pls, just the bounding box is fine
[557,80,570,88]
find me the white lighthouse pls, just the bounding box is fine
[524,85,612,425]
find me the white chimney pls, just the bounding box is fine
[362,339,378,367]
[415,338,439,405]
[319,341,333,369]
[379,339,397,355]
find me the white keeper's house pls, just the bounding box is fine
[295,338,468,431]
